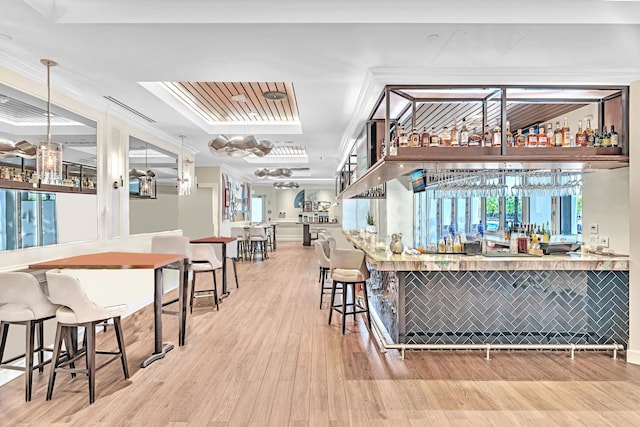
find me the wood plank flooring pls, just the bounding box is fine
[2,241,640,426]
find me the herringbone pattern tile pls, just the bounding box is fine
[404,270,628,346]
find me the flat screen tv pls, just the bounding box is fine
[129,178,140,195]
[410,169,426,193]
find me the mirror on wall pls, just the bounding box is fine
[128,136,179,234]
[0,83,98,251]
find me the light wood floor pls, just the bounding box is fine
[2,242,640,426]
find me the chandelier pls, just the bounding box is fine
[208,135,274,157]
[177,135,191,196]
[254,167,292,179]
[36,59,63,185]
[129,141,156,197]
[273,181,300,189]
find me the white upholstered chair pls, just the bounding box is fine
[0,272,60,401]
[45,270,129,404]
[189,243,223,312]
[327,249,371,334]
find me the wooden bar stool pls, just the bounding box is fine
[45,270,129,404]
[327,249,371,334]
[0,272,60,401]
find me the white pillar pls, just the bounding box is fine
[628,80,640,364]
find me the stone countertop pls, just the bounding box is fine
[346,236,629,272]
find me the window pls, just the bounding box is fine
[251,196,263,223]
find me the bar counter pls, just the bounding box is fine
[344,234,630,349]
[351,239,629,272]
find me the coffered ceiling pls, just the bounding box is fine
[1,0,640,185]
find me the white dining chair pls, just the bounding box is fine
[45,270,129,404]
[0,272,60,401]
[189,244,223,312]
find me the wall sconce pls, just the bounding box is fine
[36,59,63,185]
[177,135,192,196]
[112,175,123,189]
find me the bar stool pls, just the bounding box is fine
[230,226,249,261]
[328,249,371,334]
[45,270,129,404]
[314,240,336,309]
[189,244,222,312]
[225,239,241,289]
[249,226,269,261]
[0,272,60,401]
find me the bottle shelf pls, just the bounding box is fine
[0,179,97,194]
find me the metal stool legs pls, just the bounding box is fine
[328,280,370,334]
[190,270,219,312]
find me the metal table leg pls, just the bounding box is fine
[220,243,230,299]
[141,267,174,368]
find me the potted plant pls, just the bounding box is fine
[366,212,376,233]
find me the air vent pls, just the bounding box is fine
[289,167,310,171]
[104,96,155,123]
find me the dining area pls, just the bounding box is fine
[0,228,251,406]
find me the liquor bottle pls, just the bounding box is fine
[586,119,595,147]
[440,126,452,147]
[469,127,482,147]
[450,118,459,147]
[515,129,526,147]
[594,127,603,147]
[601,126,611,147]
[562,117,571,147]
[398,125,409,148]
[420,126,430,147]
[492,118,501,147]
[459,118,469,147]
[482,124,492,147]
[610,125,619,147]
[505,120,514,147]
[526,127,538,147]
[546,123,554,147]
[409,127,420,147]
[429,127,440,147]
[538,124,548,147]
[553,121,562,147]
[575,120,587,147]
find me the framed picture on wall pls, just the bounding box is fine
[303,201,312,212]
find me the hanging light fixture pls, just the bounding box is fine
[136,141,155,198]
[273,181,300,189]
[177,135,191,196]
[36,59,63,185]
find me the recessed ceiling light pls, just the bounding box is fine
[262,90,288,101]
[0,95,9,104]
[427,34,440,41]
[247,111,258,117]
[231,94,247,102]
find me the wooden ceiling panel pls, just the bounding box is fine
[166,81,299,124]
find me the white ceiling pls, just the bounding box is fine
[1,0,640,185]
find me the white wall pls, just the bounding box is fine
[546,103,599,138]
[582,168,629,255]
[56,193,98,243]
[179,186,214,240]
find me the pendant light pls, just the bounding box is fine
[177,135,191,196]
[36,59,63,184]
[138,141,155,197]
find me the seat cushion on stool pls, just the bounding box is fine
[332,268,366,283]
[56,304,128,324]
[191,262,218,272]
[0,302,54,322]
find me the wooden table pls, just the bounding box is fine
[29,251,188,368]
[190,237,236,299]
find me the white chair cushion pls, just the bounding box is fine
[0,302,56,322]
[332,268,366,283]
[56,304,127,324]
[191,262,220,272]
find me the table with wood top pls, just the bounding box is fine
[190,236,236,299]
[29,251,188,368]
